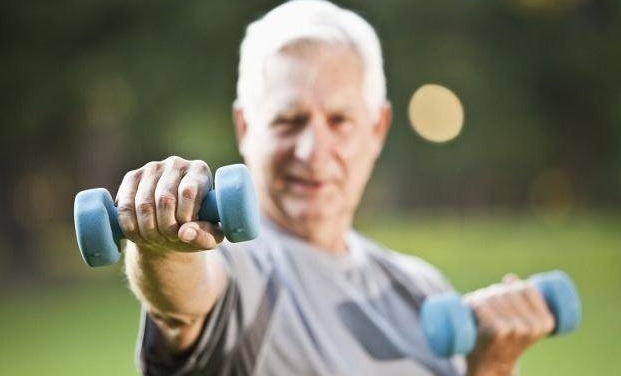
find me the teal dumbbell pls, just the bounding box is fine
[74,164,260,267]
[421,270,581,357]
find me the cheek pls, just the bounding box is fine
[336,132,377,199]
[268,138,295,170]
[338,131,375,173]
[250,136,294,186]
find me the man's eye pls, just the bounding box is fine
[274,115,307,128]
[329,115,350,128]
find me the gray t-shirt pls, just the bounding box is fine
[137,220,465,375]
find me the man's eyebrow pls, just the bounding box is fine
[326,104,356,114]
[272,101,308,114]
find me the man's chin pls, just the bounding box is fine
[282,203,338,224]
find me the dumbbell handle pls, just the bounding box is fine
[74,188,222,267]
[420,270,581,357]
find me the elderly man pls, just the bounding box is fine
[121,1,554,375]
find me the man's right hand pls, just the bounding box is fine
[121,156,229,353]
[116,156,225,254]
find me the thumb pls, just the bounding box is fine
[178,221,225,250]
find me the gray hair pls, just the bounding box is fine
[236,0,387,119]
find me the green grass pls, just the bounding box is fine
[0,278,139,375]
[1,211,619,375]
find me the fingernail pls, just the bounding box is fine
[181,228,197,242]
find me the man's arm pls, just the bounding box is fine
[125,244,227,353]
[118,156,228,354]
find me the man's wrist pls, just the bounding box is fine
[127,240,187,257]
[125,241,205,269]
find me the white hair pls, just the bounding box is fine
[236,0,387,119]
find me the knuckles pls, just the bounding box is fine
[156,191,177,209]
[142,161,161,173]
[471,282,553,344]
[482,317,533,346]
[190,159,209,171]
[163,155,188,171]
[117,202,136,215]
[123,169,141,181]
[180,184,199,201]
[117,157,211,248]
[165,155,185,164]
[135,197,156,215]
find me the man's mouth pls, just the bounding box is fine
[285,175,328,193]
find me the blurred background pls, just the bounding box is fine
[1,0,619,374]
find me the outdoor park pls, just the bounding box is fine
[1,1,619,375]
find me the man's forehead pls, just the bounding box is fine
[264,41,361,80]
[261,79,364,113]
[271,95,359,114]
[278,38,354,55]
[261,43,364,103]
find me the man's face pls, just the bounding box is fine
[236,42,390,232]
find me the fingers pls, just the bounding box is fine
[177,160,212,223]
[499,275,534,344]
[135,162,166,244]
[521,281,556,334]
[466,276,556,360]
[178,221,224,251]
[487,284,539,348]
[115,157,220,252]
[500,274,556,338]
[116,169,144,244]
[467,285,516,346]
[155,158,186,242]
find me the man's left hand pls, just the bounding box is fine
[465,274,555,376]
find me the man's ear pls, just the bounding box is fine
[371,101,392,157]
[232,106,248,156]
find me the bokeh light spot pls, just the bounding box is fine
[408,84,464,143]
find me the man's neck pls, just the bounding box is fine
[265,211,351,254]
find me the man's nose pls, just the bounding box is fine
[293,120,331,164]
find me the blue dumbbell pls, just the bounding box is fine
[420,270,581,357]
[74,163,260,267]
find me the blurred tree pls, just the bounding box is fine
[0,0,619,282]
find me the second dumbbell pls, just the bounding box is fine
[420,270,581,357]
